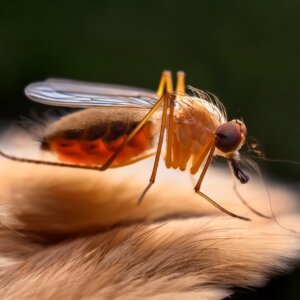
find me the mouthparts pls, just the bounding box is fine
[230,158,249,184]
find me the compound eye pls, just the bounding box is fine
[215,120,244,153]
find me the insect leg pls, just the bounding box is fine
[157,70,173,96]
[178,143,194,171]
[168,71,186,168]
[194,143,251,221]
[171,133,180,169]
[190,142,213,175]
[110,151,156,168]
[194,142,216,191]
[157,70,174,168]
[99,95,165,170]
[137,94,169,204]
[166,94,175,168]
[0,149,109,171]
[176,71,186,94]
[165,71,187,168]
[196,190,250,221]
[0,147,155,171]
[228,162,271,219]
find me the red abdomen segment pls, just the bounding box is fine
[48,125,151,166]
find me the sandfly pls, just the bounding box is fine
[0,71,254,221]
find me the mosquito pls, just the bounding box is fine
[0,70,254,221]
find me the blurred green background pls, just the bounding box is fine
[0,1,299,298]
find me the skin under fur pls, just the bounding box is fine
[0,131,299,299]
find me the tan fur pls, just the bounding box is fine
[0,132,299,299]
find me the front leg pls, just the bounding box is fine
[194,142,251,221]
[137,93,170,204]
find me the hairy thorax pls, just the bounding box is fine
[169,96,223,173]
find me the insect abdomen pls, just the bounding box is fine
[42,108,156,166]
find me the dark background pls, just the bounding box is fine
[1,0,299,298]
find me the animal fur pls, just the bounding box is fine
[0,131,299,299]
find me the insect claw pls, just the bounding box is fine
[137,181,154,205]
[196,191,251,221]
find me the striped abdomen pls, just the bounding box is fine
[42,108,158,166]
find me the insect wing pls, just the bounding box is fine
[25,79,160,108]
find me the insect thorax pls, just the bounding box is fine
[166,96,223,173]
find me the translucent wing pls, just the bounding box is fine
[25,78,160,108]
